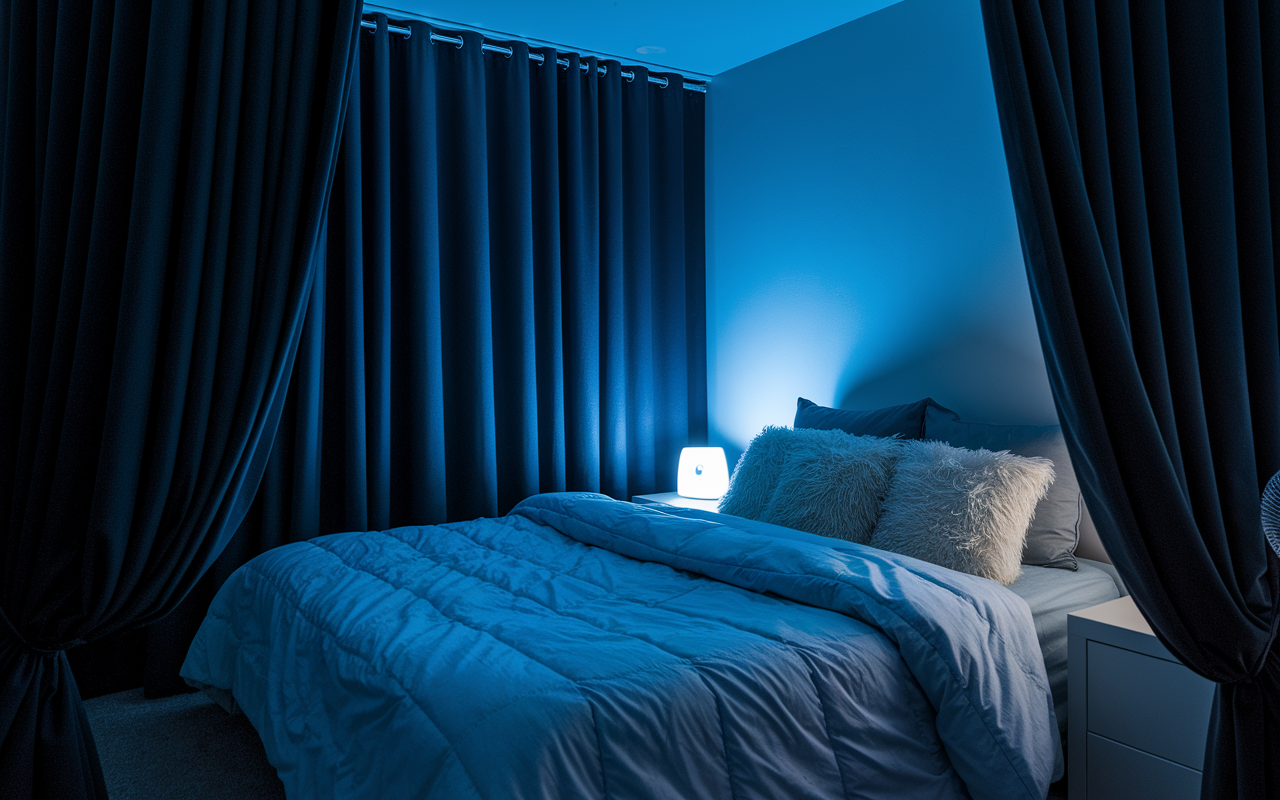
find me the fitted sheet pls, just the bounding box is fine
[998,559,1122,737]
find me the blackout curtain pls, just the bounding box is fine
[0,1,360,797]
[308,16,707,527]
[139,15,708,694]
[979,2,1280,798]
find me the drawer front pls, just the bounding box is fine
[1086,641,1215,769]
[1086,733,1202,800]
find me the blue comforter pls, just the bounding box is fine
[181,493,1061,799]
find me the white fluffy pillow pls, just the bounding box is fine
[717,426,794,521]
[719,427,902,545]
[868,440,1055,584]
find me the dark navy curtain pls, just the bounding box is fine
[979,2,1280,797]
[0,1,361,797]
[311,17,706,526]
[138,15,708,695]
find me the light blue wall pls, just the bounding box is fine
[706,0,1057,457]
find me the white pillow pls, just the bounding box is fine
[719,427,902,545]
[717,426,794,522]
[869,440,1054,584]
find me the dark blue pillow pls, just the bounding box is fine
[794,397,940,439]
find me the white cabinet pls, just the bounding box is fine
[1068,596,1217,800]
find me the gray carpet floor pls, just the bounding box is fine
[83,688,286,800]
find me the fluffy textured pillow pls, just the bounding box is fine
[869,440,1055,584]
[719,427,902,545]
[794,397,941,439]
[717,426,795,522]
[924,404,1084,570]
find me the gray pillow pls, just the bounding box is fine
[719,427,902,545]
[924,404,1083,570]
[869,440,1055,585]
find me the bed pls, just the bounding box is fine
[663,503,1125,741]
[182,492,1064,800]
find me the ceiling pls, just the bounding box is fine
[365,0,904,77]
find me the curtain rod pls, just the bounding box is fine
[358,18,708,93]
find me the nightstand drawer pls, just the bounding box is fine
[1086,641,1215,769]
[1086,733,1201,800]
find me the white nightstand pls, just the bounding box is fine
[1067,596,1216,800]
[631,492,722,513]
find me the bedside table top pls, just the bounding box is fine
[1070,595,1155,635]
[1069,594,1177,663]
[631,492,722,513]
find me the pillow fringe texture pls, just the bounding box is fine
[719,426,796,521]
[761,431,902,545]
[720,427,902,545]
[869,441,1055,584]
[923,404,1083,570]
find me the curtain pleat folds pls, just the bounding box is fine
[978,2,1280,797]
[262,18,707,535]
[141,16,707,695]
[0,1,361,796]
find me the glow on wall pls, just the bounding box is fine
[706,0,1057,459]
